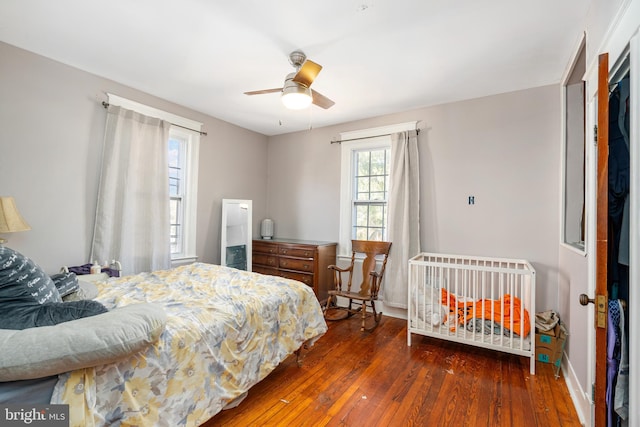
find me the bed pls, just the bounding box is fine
[407,252,536,374]
[1,260,327,427]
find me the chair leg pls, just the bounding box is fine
[323,294,335,315]
[371,300,382,326]
[361,301,382,332]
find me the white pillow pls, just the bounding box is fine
[0,303,166,381]
[62,280,100,302]
[414,286,446,326]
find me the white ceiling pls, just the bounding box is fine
[0,0,590,136]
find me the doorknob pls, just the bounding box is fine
[579,294,594,305]
[579,293,607,328]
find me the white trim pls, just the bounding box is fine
[562,356,591,427]
[559,34,587,256]
[107,93,203,131]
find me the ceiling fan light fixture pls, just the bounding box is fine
[281,76,312,110]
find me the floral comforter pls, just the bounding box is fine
[50,263,328,427]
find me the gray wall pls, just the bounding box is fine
[0,41,268,273]
[266,84,561,311]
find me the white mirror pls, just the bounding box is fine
[221,199,252,271]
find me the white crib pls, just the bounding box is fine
[407,252,536,374]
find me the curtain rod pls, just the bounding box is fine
[330,128,419,144]
[101,101,208,136]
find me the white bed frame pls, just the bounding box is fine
[407,252,537,374]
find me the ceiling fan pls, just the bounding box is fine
[244,51,335,110]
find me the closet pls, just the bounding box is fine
[606,56,630,427]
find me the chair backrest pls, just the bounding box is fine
[350,240,392,297]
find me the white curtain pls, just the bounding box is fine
[91,105,171,275]
[384,130,420,308]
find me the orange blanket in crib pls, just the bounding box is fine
[440,289,531,337]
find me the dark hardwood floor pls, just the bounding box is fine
[205,315,582,426]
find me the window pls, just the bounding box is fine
[561,38,586,252]
[340,136,391,256]
[338,122,417,256]
[353,147,390,241]
[106,94,201,263]
[168,126,199,262]
[169,132,187,255]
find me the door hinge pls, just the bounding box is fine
[594,125,598,143]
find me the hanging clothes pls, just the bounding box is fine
[614,300,629,426]
[606,299,622,427]
[607,78,631,301]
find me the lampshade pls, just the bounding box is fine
[0,197,31,234]
[281,73,312,110]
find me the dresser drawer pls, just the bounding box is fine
[253,241,279,255]
[279,270,314,287]
[278,246,315,258]
[253,253,277,267]
[253,265,278,276]
[278,257,314,272]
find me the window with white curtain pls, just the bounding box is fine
[338,122,417,256]
[106,94,200,264]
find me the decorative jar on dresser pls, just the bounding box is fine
[252,238,337,304]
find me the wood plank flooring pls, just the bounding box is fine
[205,315,582,426]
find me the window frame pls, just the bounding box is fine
[338,122,417,257]
[351,142,391,240]
[169,127,199,263]
[560,37,587,255]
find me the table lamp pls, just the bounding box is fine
[0,196,31,244]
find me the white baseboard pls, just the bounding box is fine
[562,352,591,427]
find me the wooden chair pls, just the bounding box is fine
[323,240,392,331]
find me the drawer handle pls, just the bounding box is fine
[281,261,288,267]
[282,249,288,254]
[303,264,310,269]
[304,252,311,257]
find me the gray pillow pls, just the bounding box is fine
[0,246,61,304]
[0,248,108,330]
[50,272,79,297]
[0,303,167,381]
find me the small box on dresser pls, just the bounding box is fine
[252,238,337,304]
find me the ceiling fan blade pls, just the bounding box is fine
[311,89,335,109]
[293,60,322,88]
[244,88,282,95]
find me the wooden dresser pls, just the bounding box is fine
[252,238,337,303]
